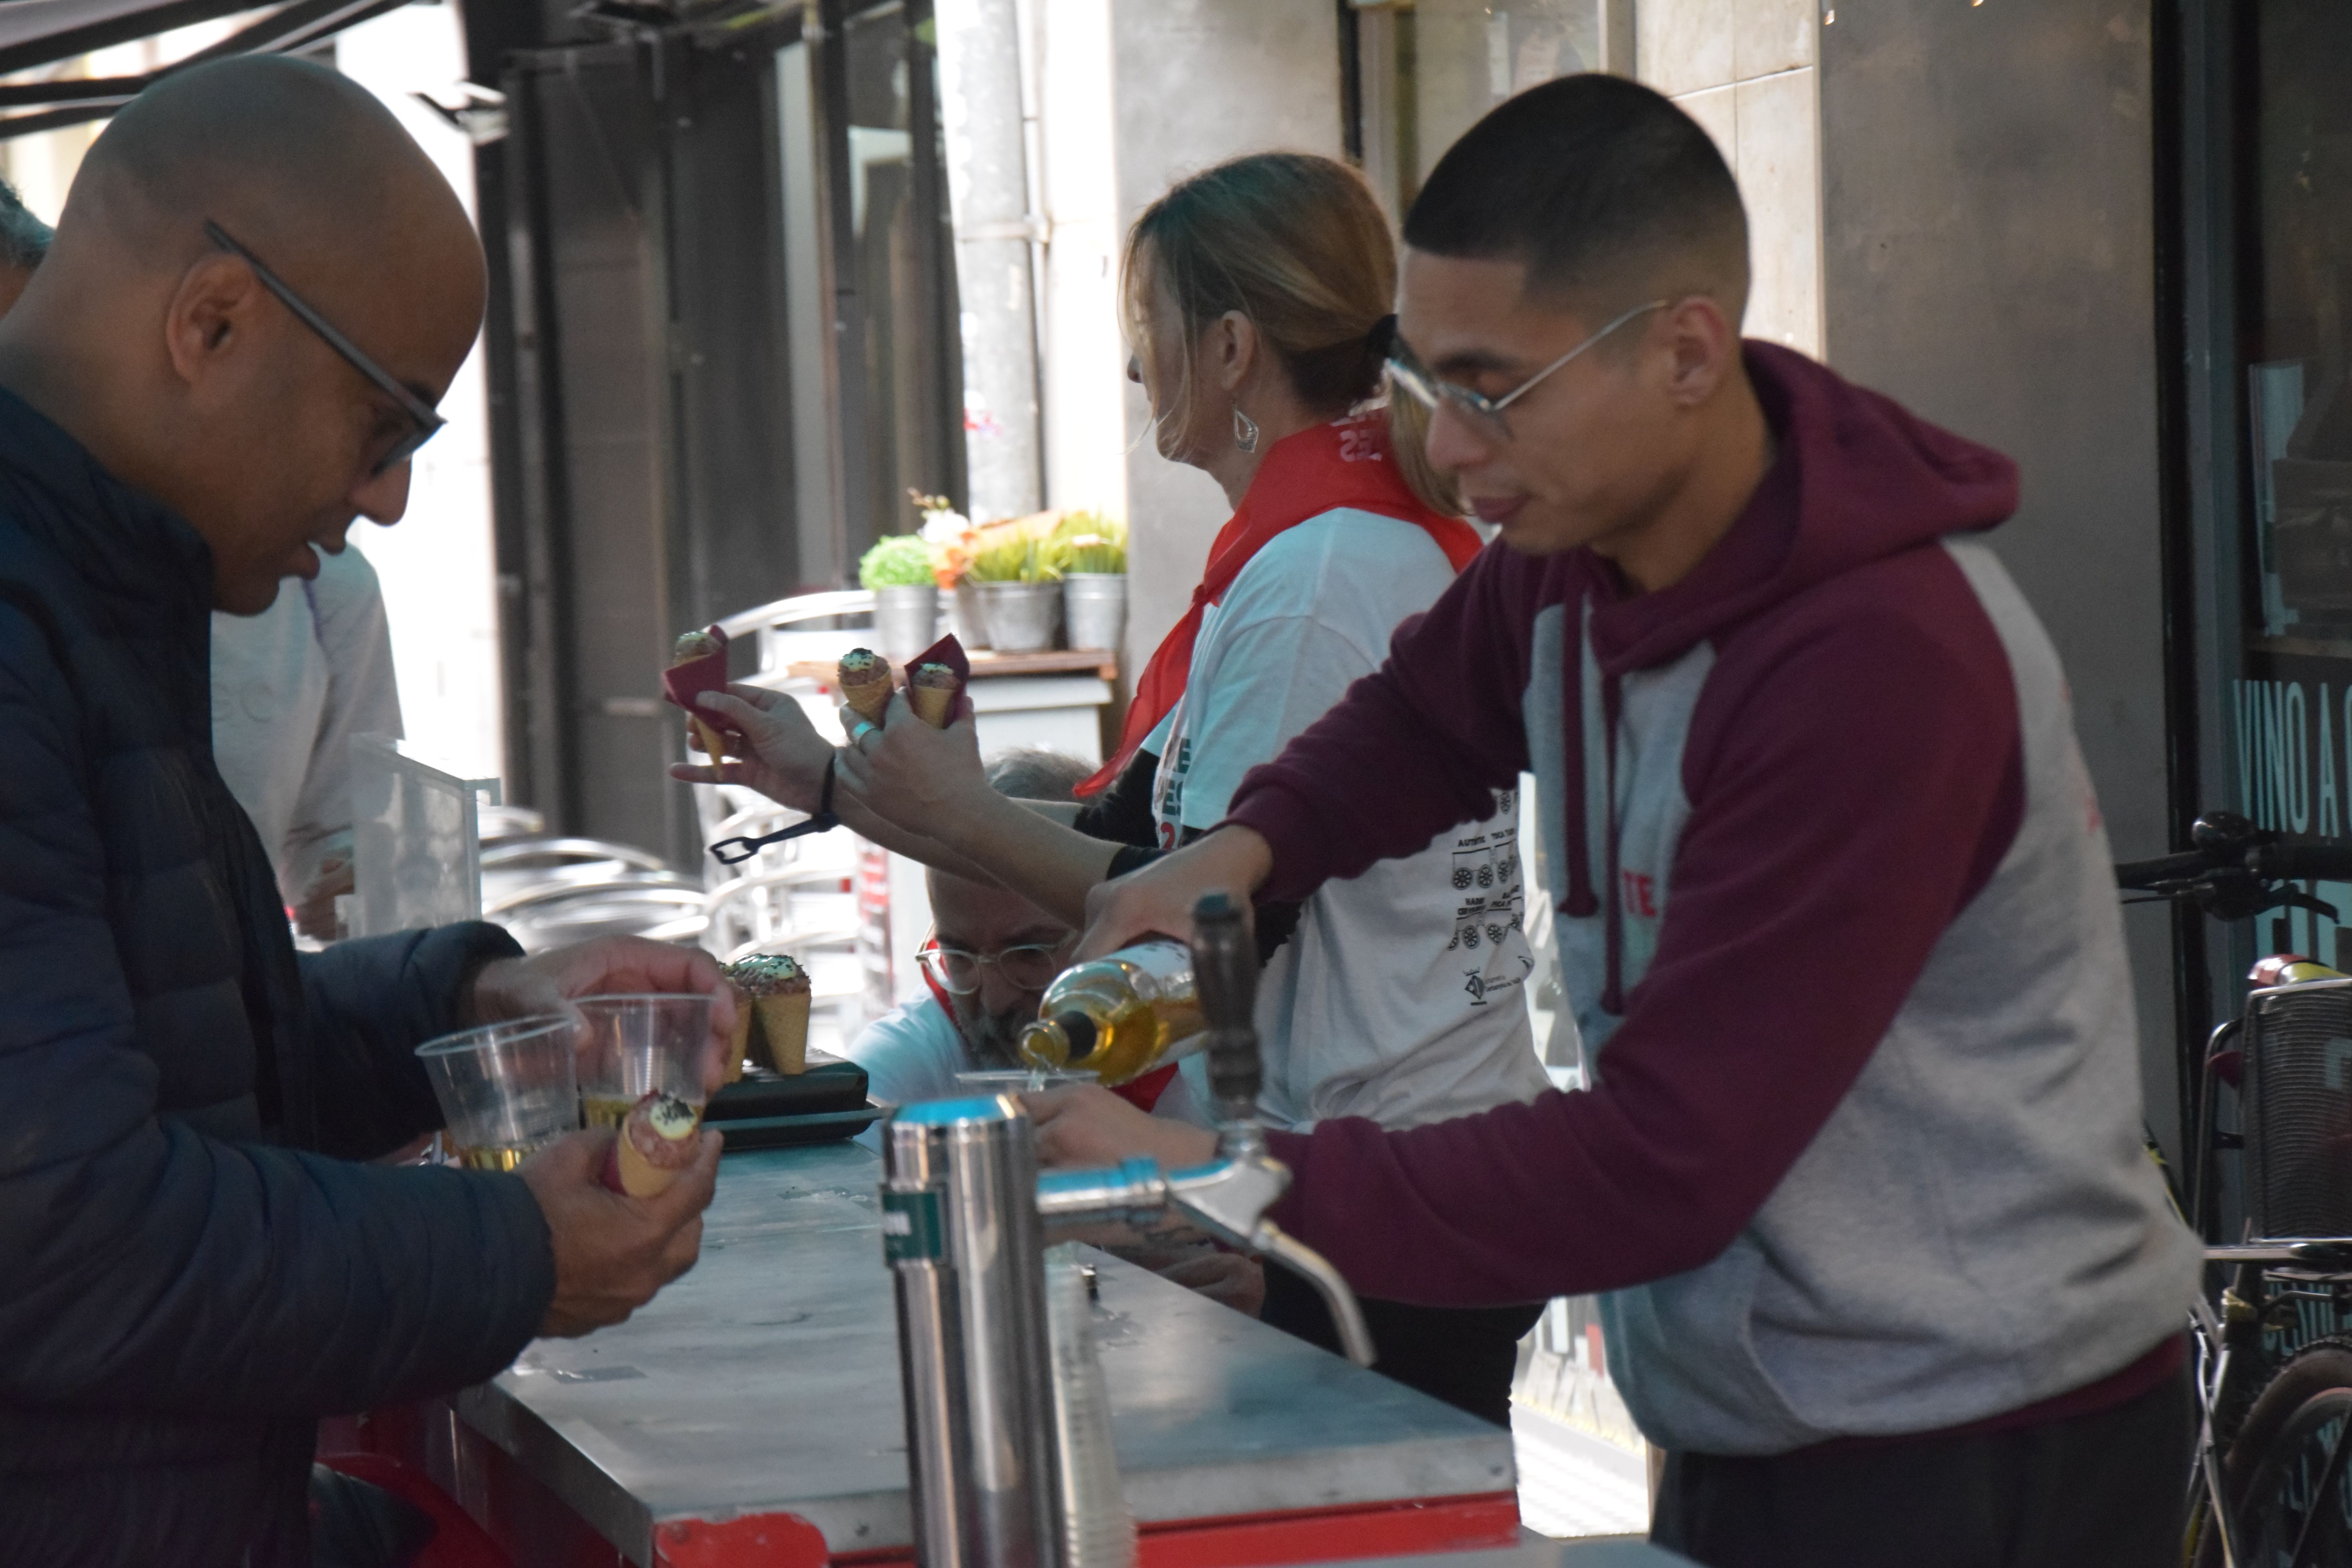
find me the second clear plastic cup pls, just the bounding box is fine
[416,1014,580,1172]
[575,993,716,1129]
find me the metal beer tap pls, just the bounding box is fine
[882,892,1374,1568]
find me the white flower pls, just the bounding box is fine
[918,506,971,544]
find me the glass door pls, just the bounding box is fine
[2213,1,2352,967]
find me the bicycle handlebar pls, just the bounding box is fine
[2115,840,2352,891]
[2113,850,2213,888]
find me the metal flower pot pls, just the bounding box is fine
[948,579,991,650]
[978,580,1062,653]
[873,584,940,664]
[1061,573,1127,653]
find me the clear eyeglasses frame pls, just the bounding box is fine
[916,942,1067,996]
[1376,298,1669,445]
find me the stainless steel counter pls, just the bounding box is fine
[456,1140,1516,1565]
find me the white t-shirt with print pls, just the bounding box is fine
[1149,507,1548,1132]
[842,997,968,1148]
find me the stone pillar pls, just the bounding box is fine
[1637,0,1823,358]
[936,0,1045,523]
[1107,0,1346,684]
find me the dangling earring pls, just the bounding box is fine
[1232,405,1260,454]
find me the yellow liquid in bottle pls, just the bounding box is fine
[581,1095,635,1131]
[1078,996,1203,1083]
[446,1141,532,1172]
[1018,941,1206,1084]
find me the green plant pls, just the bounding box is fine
[858,534,936,589]
[1044,510,1126,575]
[963,533,1052,583]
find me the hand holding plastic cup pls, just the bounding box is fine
[574,993,718,1130]
[417,1015,581,1171]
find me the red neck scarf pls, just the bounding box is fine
[1077,411,1483,797]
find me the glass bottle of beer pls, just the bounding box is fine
[1017,939,1208,1085]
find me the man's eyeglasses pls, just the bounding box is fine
[203,219,446,477]
[917,941,1067,996]
[1377,298,1668,446]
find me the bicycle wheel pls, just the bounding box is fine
[2206,1337,2352,1568]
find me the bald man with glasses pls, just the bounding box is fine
[0,57,732,1566]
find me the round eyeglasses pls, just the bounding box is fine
[917,941,1068,996]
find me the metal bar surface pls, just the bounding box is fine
[459,1142,1514,1564]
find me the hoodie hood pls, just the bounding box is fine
[1584,341,2020,677]
[1559,343,2021,1009]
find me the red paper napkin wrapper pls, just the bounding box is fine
[660,625,733,730]
[908,633,969,687]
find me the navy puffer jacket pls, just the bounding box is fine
[0,390,554,1565]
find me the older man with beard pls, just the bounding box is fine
[841,747,1259,1314]
[844,749,1092,1120]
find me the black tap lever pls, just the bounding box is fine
[1190,892,1260,1129]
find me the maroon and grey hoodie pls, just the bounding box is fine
[1225,343,2200,1455]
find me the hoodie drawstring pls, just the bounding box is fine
[1560,592,1626,1015]
[1598,666,1625,1015]
[1563,594,1601,921]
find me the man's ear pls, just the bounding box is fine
[162,252,262,389]
[1658,294,1738,410]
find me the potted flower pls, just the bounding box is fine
[963,512,1064,653]
[857,532,939,663]
[1046,511,1127,653]
[912,490,987,650]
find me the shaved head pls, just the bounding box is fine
[1406,75,1749,332]
[0,54,485,612]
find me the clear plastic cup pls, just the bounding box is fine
[953,1068,1099,1098]
[575,993,717,1131]
[416,1015,580,1171]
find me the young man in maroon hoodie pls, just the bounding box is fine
[1033,75,2200,1567]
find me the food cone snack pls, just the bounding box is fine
[756,991,811,1074]
[601,1092,702,1198]
[837,648,894,726]
[670,630,729,757]
[909,662,960,728]
[724,953,812,1074]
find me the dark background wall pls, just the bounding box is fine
[1818,2,2184,1150]
[465,9,812,867]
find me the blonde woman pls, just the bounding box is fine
[681,154,1548,1422]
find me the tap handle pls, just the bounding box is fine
[1190,891,1259,1115]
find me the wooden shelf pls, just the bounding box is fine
[786,647,1120,687]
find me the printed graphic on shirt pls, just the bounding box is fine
[1153,735,1192,849]
[1447,787,1532,1006]
[1619,864,1664,985]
